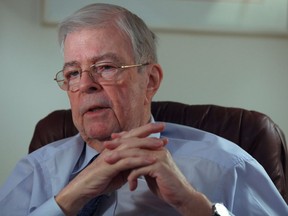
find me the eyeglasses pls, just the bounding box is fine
[54,62,149,92]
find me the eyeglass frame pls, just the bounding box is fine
[54,62,150,92]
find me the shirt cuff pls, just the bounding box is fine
[29,197,64,216]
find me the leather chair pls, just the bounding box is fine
[29,101,288,203]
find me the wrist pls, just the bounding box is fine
[177,190,212,216]
[55,187,89,216]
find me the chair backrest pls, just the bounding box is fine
[29,101,288,203]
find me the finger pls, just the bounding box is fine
[104,143,162,164]
[107,155,156,178]
[104,137,167,151]
[127,166,155,191]
[111,131,127,139]
[121,122,165,139]
[129,177,138,191]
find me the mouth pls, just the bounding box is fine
[79,98,112,116]
[88,107,107,112]
[88,107,106,112]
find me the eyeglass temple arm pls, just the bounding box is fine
[120,62,149,69]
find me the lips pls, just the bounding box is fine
[81,104,111,116]
[82,105,110,119]
[88,106,107,112]
[79,97,112,116]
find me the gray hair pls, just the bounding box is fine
[58,3,158,63]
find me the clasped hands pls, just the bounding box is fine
[56,122,211,216]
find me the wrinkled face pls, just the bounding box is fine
[63,27,153,144]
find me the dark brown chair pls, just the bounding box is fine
[29,101,288,203]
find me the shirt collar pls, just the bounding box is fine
[71,143,98,178]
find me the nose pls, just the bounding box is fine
[78,70,102,93]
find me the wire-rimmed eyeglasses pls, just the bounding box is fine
[54,62,149,92]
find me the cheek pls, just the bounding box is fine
[68,94,82,129]
[68,93,77,112]
[110,82,147,126]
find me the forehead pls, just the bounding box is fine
[63,27,134,65]
[63,53,124,68]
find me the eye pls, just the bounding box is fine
[94,63,116,72]
[64,69,80,80]
[92,63,118,79]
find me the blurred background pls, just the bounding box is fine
[1,0,288,185]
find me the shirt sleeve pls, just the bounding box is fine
[29,197,64,216]
[0,157,64,216]
[219,159,288,215]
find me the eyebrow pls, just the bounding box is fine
[62,53,125,69]
[92,53,123,64]
[63,61,79,69]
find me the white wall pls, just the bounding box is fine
[1,0,288,186]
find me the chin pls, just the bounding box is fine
[84,123,118,141]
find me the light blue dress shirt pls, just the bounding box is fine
[0,123,287,215]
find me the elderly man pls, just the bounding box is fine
[0,3,287,216]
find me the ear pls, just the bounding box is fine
[144,64,163,105]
